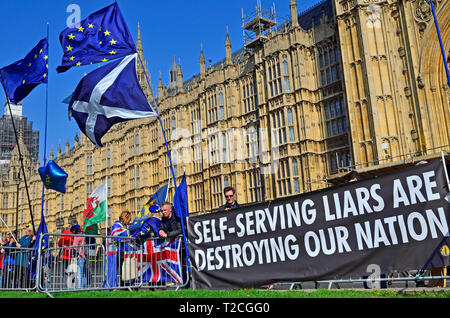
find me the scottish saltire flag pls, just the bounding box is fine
[38,160,68,193]
[173,172,189,219]
[0,38,48,104]
[130,238,182,284]
[129,180,170,236]
[57,3,136,73]
[69,53,156,147]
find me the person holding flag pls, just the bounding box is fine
[106,211,133,287]
[159,202,183,241]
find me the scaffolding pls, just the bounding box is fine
[241,0,278,49]
[0,102,39,178]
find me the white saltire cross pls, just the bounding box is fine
[70,53,155,147]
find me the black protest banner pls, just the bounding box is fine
[187,160,450,289]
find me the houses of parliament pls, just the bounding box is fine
[1,0,449,236]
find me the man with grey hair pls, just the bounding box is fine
[158,202,183,240]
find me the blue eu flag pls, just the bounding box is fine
[29,208,49,280]
[173,172,189,219]
[129,181,169,235]
[0,38,48,104]
[57,3,136,73]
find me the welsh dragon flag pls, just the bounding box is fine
[83,181,108,231]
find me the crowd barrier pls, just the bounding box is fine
[0,245,36,291]
[1,233,448,293]
[0,233,190,295]
[266,268,450,290]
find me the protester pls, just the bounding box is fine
[58,225,75,280]
[158,201,189,286]
[159,202,183,240]
[0,233,15,288]
[109,211,133,286]
[71,224,87,288]
[218,186,240,212]
[344,170,360,183]
[15,224,36,288]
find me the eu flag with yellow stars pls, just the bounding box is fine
[0,38,48,104]
[57,3,136,73]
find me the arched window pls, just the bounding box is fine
[292,159,298,176]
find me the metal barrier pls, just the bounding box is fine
[0,245,36,291]
[33,233,189,295]
[315,269,450,290]
[264,269,450,290]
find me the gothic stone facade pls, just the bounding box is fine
[1,0,449,236]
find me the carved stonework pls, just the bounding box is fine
[414,0,434,23]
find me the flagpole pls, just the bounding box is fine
[136,53,190,263]
[0,72,36,235]
[105,177,109,236]
[39,22,50,232]
[429,0,450,89]
[0,215,18,244]
[441,152,450,191]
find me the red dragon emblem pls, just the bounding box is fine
[83,196,99,227]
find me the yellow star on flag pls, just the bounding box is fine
[44,55,48,60]
[34,54,38,59]
[109,50,116,55]
[43,73,47,78]
[76,61,82,66]
[99,41,103,45]
[104,30,111,36]
[22,80,25,84]
[28,62,32,67]
[66,45,73,52]
[88,23,94,28]
[69,56,75,61]
[39,49,43,53]
[109,39,117,45]
[68,33,75,40]
[101,58,108,62]
[78,26,84,32]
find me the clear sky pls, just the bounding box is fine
[0,0,324,163]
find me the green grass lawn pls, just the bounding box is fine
[0,288,449,298]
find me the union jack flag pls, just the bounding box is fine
[129,238,183,284]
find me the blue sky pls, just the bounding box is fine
[0,0,324,163]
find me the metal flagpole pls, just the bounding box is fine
[136,53,190,263]
[441,151,450,192]
[39,22,50,232]
[429,0,450,89]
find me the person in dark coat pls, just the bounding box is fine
[159,202,182,240]
[218,186,240,212]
